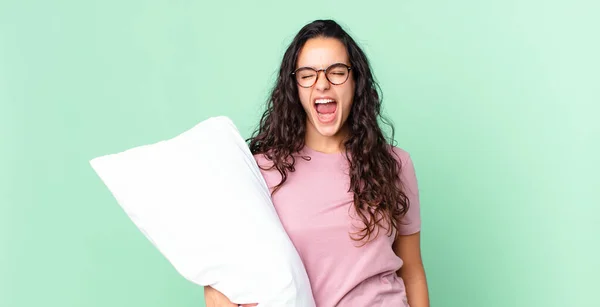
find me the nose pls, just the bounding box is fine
[314,70,330,91]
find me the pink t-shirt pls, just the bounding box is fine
[254,145,421,307]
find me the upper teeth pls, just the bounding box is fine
[315,99,335,104]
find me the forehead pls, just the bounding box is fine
[296,37,349,69]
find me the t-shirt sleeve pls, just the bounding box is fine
[396,150,422,235]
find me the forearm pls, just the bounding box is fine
[204,286,225,307]
[204,286,235,307]
[400,265,430,307]
[204,286,257,307]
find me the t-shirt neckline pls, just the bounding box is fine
[300,145,347,160]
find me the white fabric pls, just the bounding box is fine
[89,116,315,307]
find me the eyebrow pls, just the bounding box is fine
[295,62,350,70]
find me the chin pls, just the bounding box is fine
[316,127,340,137]
[312,119,343,137]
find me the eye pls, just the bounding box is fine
[328,66,348,75]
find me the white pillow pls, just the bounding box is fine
[89,116,315,307]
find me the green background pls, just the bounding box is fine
[1,0,598,306]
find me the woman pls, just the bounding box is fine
[205,19,430,307]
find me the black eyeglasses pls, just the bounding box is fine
[291,63,352,88]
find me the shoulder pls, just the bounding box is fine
[389,146,422,233]
[388,145,419,188]
[253,152,281,187]
[253,152,271,165]
[388,145,413,168]
[253,152,276,173]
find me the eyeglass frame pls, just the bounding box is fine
[291,63,352,88]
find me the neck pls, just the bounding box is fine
[304,121,349,154]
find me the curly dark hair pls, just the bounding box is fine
[247,19,410,244]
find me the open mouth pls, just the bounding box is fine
[314,98,337,124]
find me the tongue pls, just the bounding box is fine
[316,102,336,114]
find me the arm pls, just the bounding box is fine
[204,286,257,307]
[393,232,430,307]
[393,151,430,306]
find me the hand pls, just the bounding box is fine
[204,286,258,307]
